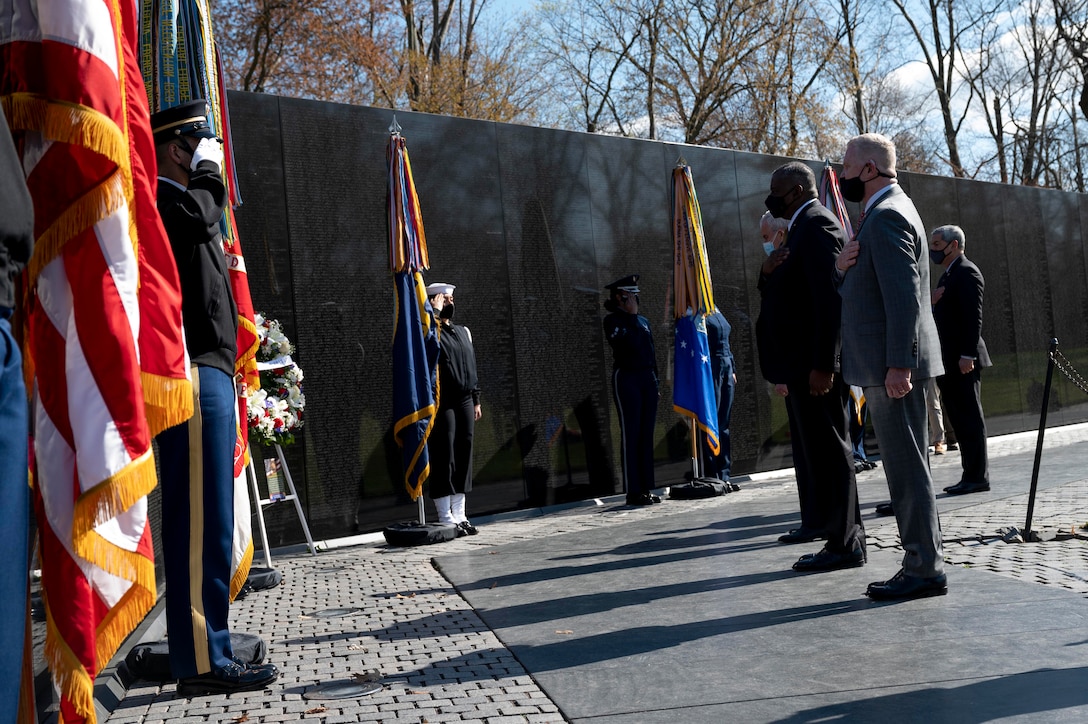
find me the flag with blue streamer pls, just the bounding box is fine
[388,129,438,501]
[673,312,720,455]
[672,164,719,455]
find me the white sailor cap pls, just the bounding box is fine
[425,282,456,297]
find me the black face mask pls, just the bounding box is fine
[764,191,792,219]
[439,303,455,321]
[839,174,865,203]
[929,246,949,265]
[841,166,895,203]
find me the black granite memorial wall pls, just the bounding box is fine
[226,90,1088,544]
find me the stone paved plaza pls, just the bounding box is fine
[96,423,1088,723]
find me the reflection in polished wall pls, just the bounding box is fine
[226,91,1088,544]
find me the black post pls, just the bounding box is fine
[1024,338,1058,540]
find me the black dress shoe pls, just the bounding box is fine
[943,481,990,495]
[792,545,866,572]
[177,660,279,696]
[458,521,479,535]
[865,569,947,600]
[874,502,894,516]
[649,493,662,504]
[778,528,825,544]
[626,493,657,506]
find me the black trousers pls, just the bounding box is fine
[430,393,475,498]
[937,368,989,485]
[784,376,863,552]
[613,368,658,495]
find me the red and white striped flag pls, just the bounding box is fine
[1,0,192,720]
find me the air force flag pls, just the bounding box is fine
[673,312,720,455]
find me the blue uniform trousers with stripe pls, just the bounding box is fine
[0,312,29,721]
[157,365,237,678]
[612,368,658,495]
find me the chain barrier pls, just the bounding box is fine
[1050,349,1088,396]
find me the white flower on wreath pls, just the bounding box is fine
[246,313,305,446]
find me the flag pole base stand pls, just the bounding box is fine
[236,567,283,600]
[382,522,460,547]
[122,632,268,684]
[669,477,731,499]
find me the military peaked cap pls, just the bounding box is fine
[605,274,640,293]
[150,100,216,144]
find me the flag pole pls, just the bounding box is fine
[669,163,727,500]
[690,419,700,480]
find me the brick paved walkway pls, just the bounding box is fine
[98,424,1088,723]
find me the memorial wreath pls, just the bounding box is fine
[246,313,305,446]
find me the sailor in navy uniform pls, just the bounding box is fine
[151,101,277,696]
[427,282,482,535]
[603,274,661,506]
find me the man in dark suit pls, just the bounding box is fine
[837,133,947,600]
[758,162,865,572]
[152,101,278,695]
[930,225,991,495]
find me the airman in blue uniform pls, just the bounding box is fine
[603,275,660,506]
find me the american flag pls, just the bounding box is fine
[819,160,855,239]
[1,0,191,720]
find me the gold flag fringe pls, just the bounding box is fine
[29,170,127,289]
[235,315,260,389]
[93,577,155,679]
[229,539,254,602]
[71,451,158,544]
[42,597,97,724]
[0,96,135,291]
[74,527,157,598]
[43,574,155,723]
[141,371,194,437]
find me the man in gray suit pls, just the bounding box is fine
[836,133,947,600]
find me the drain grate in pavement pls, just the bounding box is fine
[303,680,383,700]
[303,607,365,618]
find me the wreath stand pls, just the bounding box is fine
[248,442,317,566]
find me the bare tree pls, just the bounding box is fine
[215,0,537,120]
[531,0,646,134]
[639,0,775,145]
[838,0,868,134]
[961,0,1083,186]
[887,0,1001,177]
[1054,0,1088,120]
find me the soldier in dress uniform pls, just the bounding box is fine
[427,282,482,536]
[0,104,33,724]
[151,100,278,696]
[602,274,661,506]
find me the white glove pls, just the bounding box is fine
[190,137,224,171]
